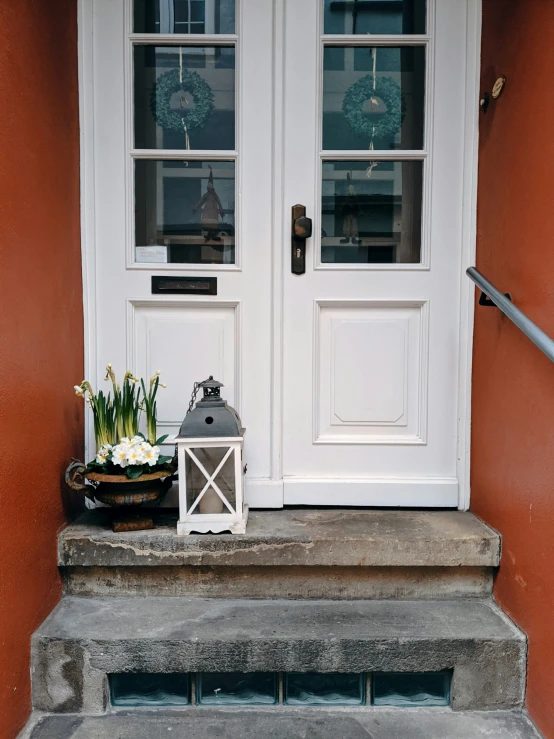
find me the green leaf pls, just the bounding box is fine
[86,460,102,471]
[155,434,169,445]
[125,465,145,480]
[157,455,173,465]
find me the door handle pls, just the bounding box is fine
[291,204,312,275]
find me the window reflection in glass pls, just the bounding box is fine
[321,160,423,264]
[135,160,235,264]
[134,45,235,150]
[134,0,236,34]
[323,46,425,151]
[324,0,426,35]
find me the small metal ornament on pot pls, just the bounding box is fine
[176,377,248,535]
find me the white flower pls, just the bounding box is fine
[142,444,160,467]
[126,444,145,466]
[131,435,144,444]
[74,385,85,397]
[120,437,131,445]
[95,444,112,464]
[112,444,129,468]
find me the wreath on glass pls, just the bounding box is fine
[150,68,215,134]
[342,75,405,142]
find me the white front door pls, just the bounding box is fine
[85,0,477,509]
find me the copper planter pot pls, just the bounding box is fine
[84,470,174,507]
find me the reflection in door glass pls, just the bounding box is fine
[134,45,235,150]
[324,0,426,35]
[135,160,235,264]
[322,46,425,151]
[321,160,422,264]
[134,0,235,34]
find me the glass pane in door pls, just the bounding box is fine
[322,46,425,151]
[135,160,235,264]
[324,0,426,35]
[134,45,235,150]
[134,0,236,34]
[321,160,422,264]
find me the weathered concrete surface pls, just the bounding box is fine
[59,509,500,568]
[22,709,541,739]
[63,564,494,599]
[32,597,525,713]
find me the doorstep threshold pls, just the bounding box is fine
[59,508,499,568]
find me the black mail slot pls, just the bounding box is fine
[152,276,217,295]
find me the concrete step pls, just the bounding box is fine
[21,708,541,739]
[32,596,525,714]
[59,509,499,599]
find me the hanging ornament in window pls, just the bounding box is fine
[193,167,225,243]
[342,74,405,143]
[341,173,362,246]
[150,68,215,141]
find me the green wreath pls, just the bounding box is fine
[150,68,215,134]
[342,75,405,142]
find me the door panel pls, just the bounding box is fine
[315,300,428,444]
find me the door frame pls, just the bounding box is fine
[77,0,482,510]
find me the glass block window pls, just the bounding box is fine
[372,671,452,707]
[284,673,365,706]
[197,672,278,705]
[110,673,190,706]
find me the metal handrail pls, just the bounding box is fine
[467,267,554,364]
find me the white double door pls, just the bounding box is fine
[89,0,475,508]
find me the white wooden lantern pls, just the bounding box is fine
[176,378,248,535]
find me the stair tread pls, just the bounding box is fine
[32,598,526,712]
[23,709,541,739]
[59,509,500,568]
[37,596,522,643]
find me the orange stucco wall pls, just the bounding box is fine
[472,1,554,736]
[0,1,82,736]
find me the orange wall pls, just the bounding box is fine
[472,1,554,736]
[0,1,82,736]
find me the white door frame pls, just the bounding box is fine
[77,0,481,510]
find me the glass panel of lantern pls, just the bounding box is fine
[184,446,237,515]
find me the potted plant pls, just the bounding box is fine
[67,365,175,507]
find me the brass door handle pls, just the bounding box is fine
[291,204,312,275]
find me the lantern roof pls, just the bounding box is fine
[176,377,244,439]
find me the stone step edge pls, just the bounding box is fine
[31,597,525,713]
[61,563,495,600]
[58,509,501,569]
[19,708,542,739]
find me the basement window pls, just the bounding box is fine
[284,672,365,706]
[109,670,452,708]
[109,673,190,706]
[197,672,278,705]
[372,671,452,707]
